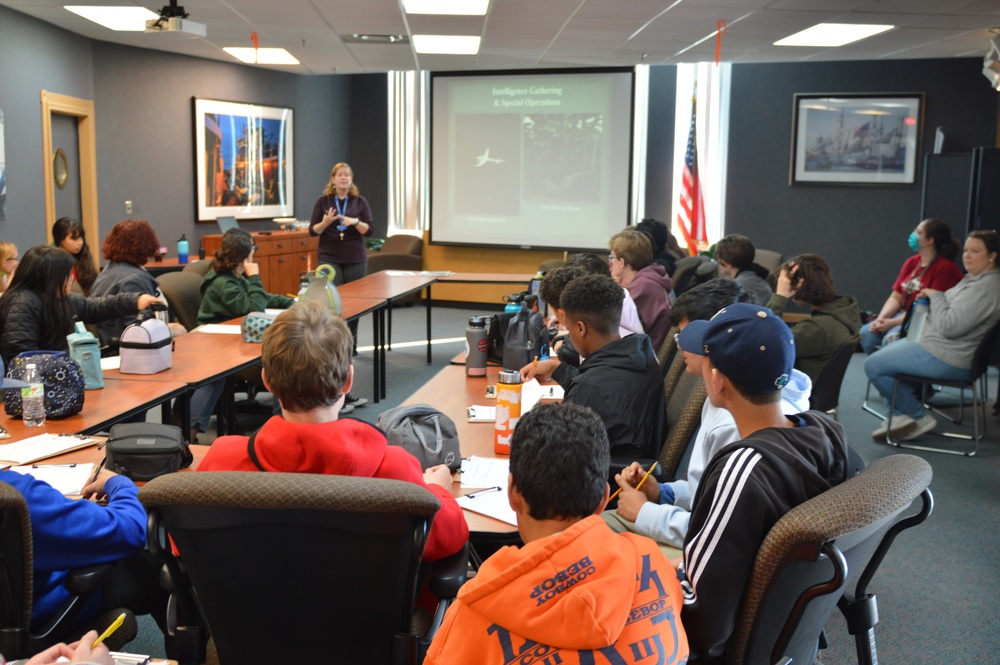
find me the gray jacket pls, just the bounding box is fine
[920,269,1000,369]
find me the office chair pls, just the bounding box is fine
[156,272,204,332]
[181,260,213,278]
[655,325,679,371]
[659,352,706,480]
[0,481,137,659]
[726,454,933,665]
[884,319,1000,455]
[671,256,717,297]
[139,472,468,665]
[808,341,858,419]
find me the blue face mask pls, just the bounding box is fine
[908,231,921,252]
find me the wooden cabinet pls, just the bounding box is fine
[200,230,318,295]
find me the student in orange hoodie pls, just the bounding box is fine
[425,402,688,665]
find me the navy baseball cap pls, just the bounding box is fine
[677,303,795,393]
[0,356,28,390]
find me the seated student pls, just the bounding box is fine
[198,301,468,562]
[188,230,295,442]
[636,217,685,276]
[767,253,861,384]
[662,303,848,664]
[424,402,688,665]
[608,229,672,350]
[0,240,19,294]
[604,279,813,557]
[0,389,167,638]
[568,253,644,337]
[714,234,773,306]
[523,274,666,463]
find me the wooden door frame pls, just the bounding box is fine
[40,90,99,247]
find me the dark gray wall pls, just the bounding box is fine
[725,58,999,311]
[349,74,390,238]
[0,5,94,248]
[644,65,677,224]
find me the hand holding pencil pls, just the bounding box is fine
[611,462,660,523]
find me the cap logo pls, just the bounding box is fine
[757,311,767,318]
[775,373,789,389]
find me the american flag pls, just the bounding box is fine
[677,95,707,256]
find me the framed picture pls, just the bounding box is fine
[790,93,923,186]
[193,98,294,221]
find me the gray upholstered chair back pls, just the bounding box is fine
[156,271,204,331]
[181,259,213,278]
[658,351,705,479]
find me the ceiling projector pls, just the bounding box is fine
[145,16,206,37]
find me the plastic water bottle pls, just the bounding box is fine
[22,363,45,427]
[177,234,189,265]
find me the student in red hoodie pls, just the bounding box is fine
[197,301,467,562]
[425,402,688,665]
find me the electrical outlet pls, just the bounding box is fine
[125,200,133,215]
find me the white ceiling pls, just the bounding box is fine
[3,0,999,75]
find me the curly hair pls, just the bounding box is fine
[212,229,254,273]
[782,254,838,306]
[539,265,585,311]
[510,402,609,520]
[560,274,623,335]
[569,253,611,277]
[670,277,750,326]
[102,219,160,265]
[262,301,353,413]
[52,217,97,294]
[322,162,361,198]
[608,229,652,270]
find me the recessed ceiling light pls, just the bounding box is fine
[64,6,160,31]
[775,23,894,47]
[403,0,489,15]
[223,47,300,65]
[412,35,481,55]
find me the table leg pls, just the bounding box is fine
[379,306,387,399]
[371,309,380,403]
[387,303,393,352]
[426,284,432,364]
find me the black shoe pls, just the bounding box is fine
[344,393,368,408]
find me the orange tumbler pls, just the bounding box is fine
[494,370,523,455]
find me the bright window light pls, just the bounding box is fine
[403,0,489,15]
[223,47,300,65]
[775,23,894,47]
[64,6,159,31]
[412,35,481,54]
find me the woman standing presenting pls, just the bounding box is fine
[308,162,372,410]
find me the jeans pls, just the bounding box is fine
[331,260,367,342]
[859,321,902,355]
[864,339,971,417]
[190,379,226,432]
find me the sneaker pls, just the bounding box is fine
[340,403,354,415]
[901,413,937,440]
[871,418,890,439]
[344,393,368,409]
[874,414,917,441]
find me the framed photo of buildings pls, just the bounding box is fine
[194,98,294,221]
[791,93,923,186]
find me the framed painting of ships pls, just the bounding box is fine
[791,93,923,186]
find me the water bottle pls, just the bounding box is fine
[21,363,45,427]
[906,297,930,343]
[296,273,309,300]
[494,370,522,455]
[466,316,489,377]
[504,293,524,314]
[177,234,189,265]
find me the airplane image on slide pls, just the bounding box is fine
[475,149,504,167]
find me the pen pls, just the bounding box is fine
[465,486,502,499]
[33,463,76,468]
[89,456,107,486]
[609,461,659,502]
[91,611,126,649]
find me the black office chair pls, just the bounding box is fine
[884,319,1000,455]
[139,472,468,665]
[726,454,933,665]
[671,256,717,297]
[0,482,137,659]
[808,341,858,419]
[156,272,204,332]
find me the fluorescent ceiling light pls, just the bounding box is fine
[223,47,300,65]
[412,35,481,55]
[65,6,159,31]
[775,23,894,47]
[403,0,489,15]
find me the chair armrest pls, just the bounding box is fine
[427,544,469,601]
[63,564,115,595]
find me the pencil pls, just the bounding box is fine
[91,611,126,649]
[609,461,658,502]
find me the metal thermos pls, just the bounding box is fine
[494,369,523,455]
[466,316,489,377]
[504,293,525,314]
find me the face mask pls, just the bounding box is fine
[908,232,921,252]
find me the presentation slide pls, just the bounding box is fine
[430,69,634,252]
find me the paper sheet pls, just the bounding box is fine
[467,405,496,422]
[100,356,122,370]
[460,456,509,488]
[193,324,242,334]
[0,434,97,465]
[457,487,517,527]
[521,378,564,413]
[11,463,95,495]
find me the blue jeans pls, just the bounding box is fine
[190,379,226,432]
[864,340,971,417]
[859,321,902,355]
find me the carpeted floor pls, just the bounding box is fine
[126,303,1000,662]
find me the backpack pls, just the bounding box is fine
[4,351,85,419]
[377,404,461,471]
[501,307,550,371]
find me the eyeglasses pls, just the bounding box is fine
[608,254,620,262]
